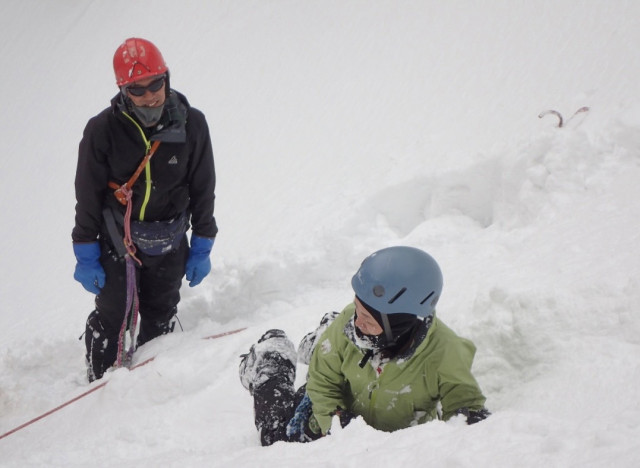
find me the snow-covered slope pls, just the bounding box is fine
[1,1,639,466]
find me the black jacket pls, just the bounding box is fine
[72,90,217,243]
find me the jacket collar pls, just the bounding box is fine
[112,90,189,143]
[344,314,434,363]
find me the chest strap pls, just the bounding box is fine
[108,140,161,205]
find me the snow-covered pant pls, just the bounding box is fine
[253,377,311,446]
[84,236,189,381]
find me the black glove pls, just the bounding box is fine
[337,407,357,428]
[455,407,491,425]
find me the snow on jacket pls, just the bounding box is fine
[72,90,217,243]
[306,302,487,434]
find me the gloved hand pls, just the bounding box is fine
[336,407,357,428]
[286,392,325,442]
[455,407,491,425]
[185,235,215,287]
[73,242,105,294]
[466,408,491,425]
[286,392,313,441]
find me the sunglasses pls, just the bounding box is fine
[126,76,165,97]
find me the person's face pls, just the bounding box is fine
[354,297,383,336]
[126,75,166,108]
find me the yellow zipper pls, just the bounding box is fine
[122,112,153,221]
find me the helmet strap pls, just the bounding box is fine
[164,71,171,98]
[379,313,396,346]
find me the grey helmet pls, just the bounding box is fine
[351,246,443,318]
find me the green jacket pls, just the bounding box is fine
[306,303,486,434]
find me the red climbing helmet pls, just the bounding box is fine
[113,38,168,87]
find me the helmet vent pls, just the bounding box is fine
[387,288,407,304]
[420,292,435,305]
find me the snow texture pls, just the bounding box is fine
[1,1,640,467]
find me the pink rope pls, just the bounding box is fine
[116,256,139,367]
[116,187,141,367]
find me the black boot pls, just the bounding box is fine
[239,329,297,394]
[297,311,340,365]
[136,310,177,348]
[85,310,118,382]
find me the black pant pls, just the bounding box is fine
[254,379,306,446]
[253,377,356,445]
[85,236,189,380]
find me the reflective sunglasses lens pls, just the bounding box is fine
[147,77,165,92]
[127,77,165,97]
[127,87,146,97]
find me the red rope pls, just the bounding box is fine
[0,327,247,441]
[120,185,142,266]
[0,382,107,441]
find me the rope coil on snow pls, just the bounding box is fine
[538,106,590,128]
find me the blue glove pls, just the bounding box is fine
[185,235,214,287]
[286,392,314,441]
[73,242,105,294]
